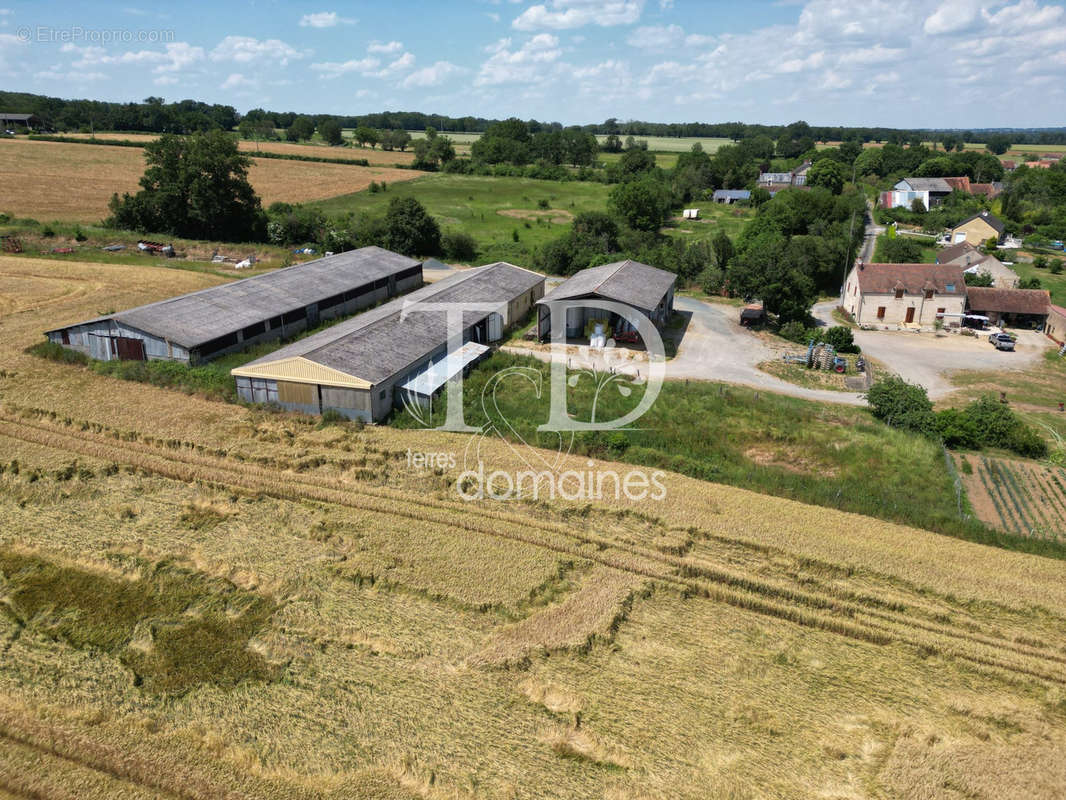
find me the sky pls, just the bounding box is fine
[0,0,1064,128]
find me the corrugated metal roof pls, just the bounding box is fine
[713,189,751,200]
[536,260,676,312]
[48,246,420,349]
[898,177,953,193]
[231,356,372,389]
[235,262,544,386]
[400,341,489,396]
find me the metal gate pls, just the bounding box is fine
[115,336,146,361]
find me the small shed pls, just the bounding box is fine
[712,189,750,205]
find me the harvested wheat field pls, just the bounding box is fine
[2,255,1066,798]
[0,138,423,223]
[60,132,418,166]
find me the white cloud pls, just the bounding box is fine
[476,33,562,85]
[210,36,303,66]
[402,60,466,88]
[626,24,683,49]
[35,67,106,82]
[366,51,416,78]
[63,41,204,74]
[153,75,178,85]
[984,0,1064,32]
[513,0,644,31]
[310,56,379,79]
[838,43,903,64]
[368,40,403,54]
[484,36,512,53]
[299,11,355,28]
[924,0,982,35]
[220,72,253,89]
[776,50,825,73]
[487,11,501,22]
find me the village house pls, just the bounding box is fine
[949,210,1006,245]
[881,177,954,209]
[841,261,967,328]
[935,241,1018,288]
[1045,304,1066,345]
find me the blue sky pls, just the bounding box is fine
[1,1,1064,128]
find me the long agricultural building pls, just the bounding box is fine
[232,262,545,422]
[45,247,423,364]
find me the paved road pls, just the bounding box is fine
[811,300,1048,399]
[859,200,882,263]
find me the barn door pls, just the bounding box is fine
[905,307,915,324]
[115,337,146,361]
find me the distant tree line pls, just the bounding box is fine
[6,90,1066,144]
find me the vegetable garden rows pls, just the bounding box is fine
[963,455,1066,541]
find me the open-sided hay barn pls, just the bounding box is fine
[44,247,422,364]
[535,259,676,341]
[231,262,545,422]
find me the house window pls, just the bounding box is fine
[877,306,886,319]
[937,307,946,317]
[895,289,904,299]
[925,289,934,300]
[379,390,387,400]
[945,283,955,292]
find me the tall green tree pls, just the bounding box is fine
[608,177,672,231]
[319,119,344,146]
[107,130,266,242]
[384,196,441,256]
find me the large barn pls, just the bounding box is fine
[535,260,676,341]
[45,247,423,364]
[231,262,545,422]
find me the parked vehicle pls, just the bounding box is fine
[833,356,847,373]
[990,333,1015,351]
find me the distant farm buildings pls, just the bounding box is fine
[712,189,751,204]
[231,262,544,422]
[0,113,41,130]
[45,247,423,365]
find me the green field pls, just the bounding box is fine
[1013,255,1066,305]
[599,150,679,168]
[664,201,754,241]
[307,174,613,264]
[392,351,1011,548]
[399,130,732,157]
[873,233,939,263]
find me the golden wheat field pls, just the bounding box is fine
[0,139,423,223]
[2,255,1066,798]
[60,132,418,166]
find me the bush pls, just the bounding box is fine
[1033,255,1049,269]
[1051,259,1064,275]
[958,395,1048,458]
[442,231,478,262]
[697,266,725,295]
[935,408,981,449]
[866,377,937,436]
[27,340,89,365]
[779,320,814,344]
[822,325,860,354]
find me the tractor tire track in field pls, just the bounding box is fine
[2,411,1066,686]
[0,705,248,800]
